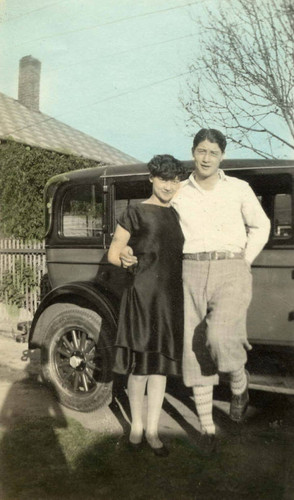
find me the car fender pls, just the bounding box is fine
[29,281,119,349]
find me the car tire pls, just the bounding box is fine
[41,306,114,412]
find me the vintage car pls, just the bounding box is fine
[26,159,294,411]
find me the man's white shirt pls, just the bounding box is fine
[171,170,270,263]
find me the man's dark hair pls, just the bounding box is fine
[147,154,186,180]
[192,129,227,153]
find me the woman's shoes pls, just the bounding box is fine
[128,440,144,452]
[145,435,169,457]
[128,432,145,452]
[128,435,169,457]
[148,443,169,457]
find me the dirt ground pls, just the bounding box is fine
[0,330,294,499]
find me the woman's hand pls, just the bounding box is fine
[120,246,138,268]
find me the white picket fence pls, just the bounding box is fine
[0,238,47,315]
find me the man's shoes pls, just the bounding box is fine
[230,370,250,422]
[195,433,217,457]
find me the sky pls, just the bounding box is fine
[0,0,291,163]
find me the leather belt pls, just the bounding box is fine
[183,251,244,261]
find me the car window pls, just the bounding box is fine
[273,193,292,239]
[61,184,103,237]
[113,180,151,222]
[240,172,293,244]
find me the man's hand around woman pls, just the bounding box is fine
[120,246,138,268]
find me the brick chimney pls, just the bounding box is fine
[18,55,41,112]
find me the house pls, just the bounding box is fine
[0,56,140,329]
[0,55,139,165]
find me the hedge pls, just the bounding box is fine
[0,140,101,240]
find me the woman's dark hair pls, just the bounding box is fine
[192,129,227,153]
[147,154,186,180]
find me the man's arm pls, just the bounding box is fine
[242,184,271,264]
[119,245,138,268]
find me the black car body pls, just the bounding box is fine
[28,159,294,411]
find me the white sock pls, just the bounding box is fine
[230,367,247,395]
[193,385,215,435]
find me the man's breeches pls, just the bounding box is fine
[182,259,252,387]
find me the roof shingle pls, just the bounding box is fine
[0,91,139,165]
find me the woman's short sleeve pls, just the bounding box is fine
[117,205,140,235]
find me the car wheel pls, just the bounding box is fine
[41,307,114,412]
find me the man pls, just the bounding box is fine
[120,129,270,454]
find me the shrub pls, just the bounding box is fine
[0,140,100,240]
[0,259,38,309]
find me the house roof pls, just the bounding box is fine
[0,91,139,165]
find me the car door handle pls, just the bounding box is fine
[288,311,294,321]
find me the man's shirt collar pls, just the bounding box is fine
[188,168,227,190]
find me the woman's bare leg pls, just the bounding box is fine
[127,374,148,444]
[146,375,167,449]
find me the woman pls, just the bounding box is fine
[107,154,185,457]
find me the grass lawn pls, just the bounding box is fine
[0,415,292,500]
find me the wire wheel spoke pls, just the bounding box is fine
[87,361,98,371]
[63,367,75,381]
[73,372,81,391]
[54,328,102,393]
[85,368,96,384]
[58,358,71,368]
[57,347,72,358]
[80,331,87,352]
[84,341,96,355]
[71,329,79,350]
[62,336,75,353]
[81,373,89,392]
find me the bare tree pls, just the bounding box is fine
[180,0,294,158]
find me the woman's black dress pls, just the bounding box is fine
[113,203,184,376]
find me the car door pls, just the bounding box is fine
[47,181,105,288]
[242,169,294,347]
